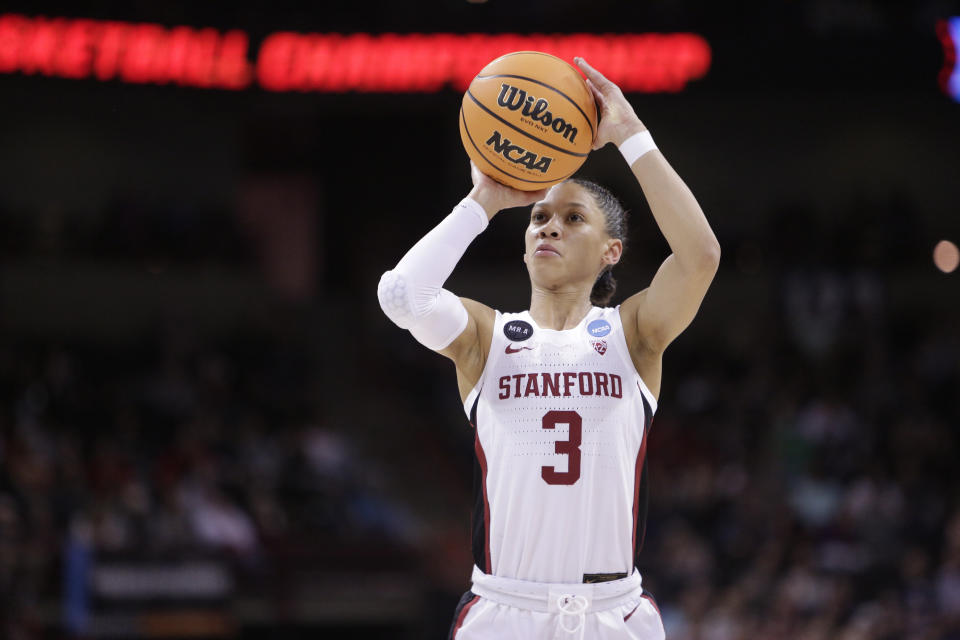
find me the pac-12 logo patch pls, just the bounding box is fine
[592,340,607,355]
[503,320,533,342]
[587,319,611,338]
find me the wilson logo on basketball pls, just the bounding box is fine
[496,84,578,143]
[485,131,554,173]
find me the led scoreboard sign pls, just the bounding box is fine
[938,17,960,102]
[0,14,711,93]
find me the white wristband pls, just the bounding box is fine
[618,130,658,166]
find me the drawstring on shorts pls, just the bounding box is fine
[557,593,588,636]
[468,565,643,640]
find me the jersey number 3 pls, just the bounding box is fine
[541,410,582,485]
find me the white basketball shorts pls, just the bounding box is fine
[448,566,665,640]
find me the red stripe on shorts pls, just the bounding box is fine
[625,594,661,623]
[642,592,661,617]
[452,594,481,639]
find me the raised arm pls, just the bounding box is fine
[575,58,720,368]
[377,163,545,399]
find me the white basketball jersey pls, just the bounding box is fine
[463,306,658,584]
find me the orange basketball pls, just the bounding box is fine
[459,51,598,191]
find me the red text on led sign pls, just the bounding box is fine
[0,14,711,93]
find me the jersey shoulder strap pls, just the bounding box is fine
[462,309,508,418]
[611,304,658,413]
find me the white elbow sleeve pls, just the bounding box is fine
[378,272,469,350]
[378,270,419,330]
[377,197,487,351]
[408,287,469,350]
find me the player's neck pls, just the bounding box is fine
[528,287,593,331]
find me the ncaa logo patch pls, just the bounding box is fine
[587,319,611,338]
[503,320,534,342]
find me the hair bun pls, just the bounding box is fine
[590,269,617,306]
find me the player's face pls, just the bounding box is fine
[523,182,621,291]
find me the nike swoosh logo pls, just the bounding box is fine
[505,344,534,354]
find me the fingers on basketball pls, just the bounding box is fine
[586,79,605,108]
[575,57,612,91]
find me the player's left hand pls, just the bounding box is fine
[575,57,647,150]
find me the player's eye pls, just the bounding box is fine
[531,212,546,222]
[568,212,584,222]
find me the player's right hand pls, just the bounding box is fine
[575,57,647,150]
[468,161,548,220]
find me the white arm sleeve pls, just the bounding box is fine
[377,197,488,351]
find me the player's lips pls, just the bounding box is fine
[534,243,561,256]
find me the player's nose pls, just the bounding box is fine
[538,216,561,239]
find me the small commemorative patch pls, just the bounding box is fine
[503,320,534,342]
[587,319,612,338]
[592,340,607,355]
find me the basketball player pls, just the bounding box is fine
[378,58,720,639]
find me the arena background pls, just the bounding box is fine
[1,1,959,638]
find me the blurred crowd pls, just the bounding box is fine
[639,248,960,639]
[0,195,958,640]
[0,325,420,639]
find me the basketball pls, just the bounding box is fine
[459,51,599,191]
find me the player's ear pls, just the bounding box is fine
[602,238,622,266]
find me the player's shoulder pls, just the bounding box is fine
[460,297,498,324]
[616,290,660,353]
[617,288,649,323]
